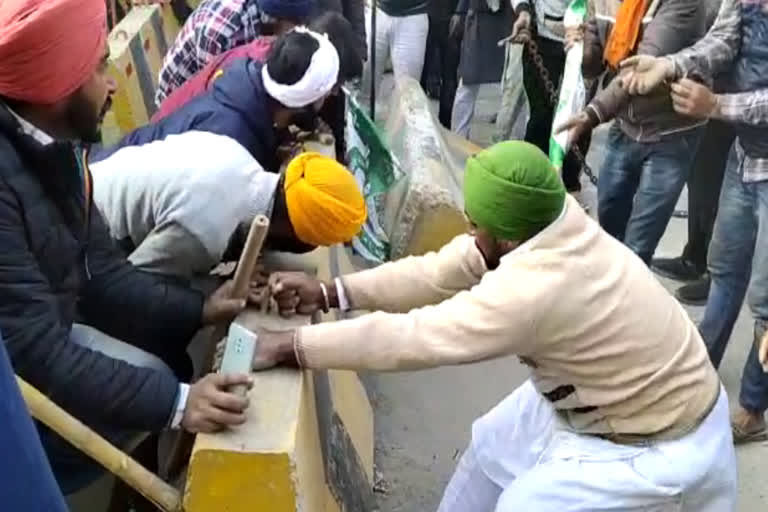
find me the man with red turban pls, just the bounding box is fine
[0,0,257,503]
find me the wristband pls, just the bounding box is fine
[319,282,330,313]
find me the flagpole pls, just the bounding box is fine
[369,0,377,121]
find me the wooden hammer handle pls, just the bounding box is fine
[231,215,270,300]
[16,376,182,512]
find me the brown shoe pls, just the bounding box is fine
[731,407,768,445]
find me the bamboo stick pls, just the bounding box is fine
[17,376,181,512]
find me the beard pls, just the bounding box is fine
[65,91,112,144]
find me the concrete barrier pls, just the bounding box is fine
[185,249,375,511]
[102,5,180,145]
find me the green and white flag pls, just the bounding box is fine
[549,0,587,171]
[345,93,405,263]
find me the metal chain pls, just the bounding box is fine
[524,38,599,187]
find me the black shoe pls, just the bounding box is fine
[675,276,711,306]
[651,256,702,282]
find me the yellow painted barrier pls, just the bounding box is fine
[184,251,375,511]
[102,5,181,145]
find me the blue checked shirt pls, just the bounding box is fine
[155,0,264,105]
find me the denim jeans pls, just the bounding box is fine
[598,125,703,264]
[38,324,174,495]
[699,143,768,414]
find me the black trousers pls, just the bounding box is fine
[681,120,734,272]
[523,36,590,192]
[421,15,460,129]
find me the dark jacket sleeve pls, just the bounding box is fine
[582,18,605,80]
[343,0,368,60]
[0,181,179,431]
[589,0,703,123]
[80,209,204,354]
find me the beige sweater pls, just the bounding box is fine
[297,197,720,438]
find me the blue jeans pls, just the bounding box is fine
[38,324,174,495]
[699,144,768,414]
[598,125,702,263]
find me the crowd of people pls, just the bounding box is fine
[0,0,766,511]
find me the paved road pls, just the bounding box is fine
[370,84,768,512]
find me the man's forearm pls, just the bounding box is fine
[714,90,768,125]
[668,0,740,81]
[338,235,486,313]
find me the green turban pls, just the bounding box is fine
[464,141,566,241]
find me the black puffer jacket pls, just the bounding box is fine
[0,104,203,431]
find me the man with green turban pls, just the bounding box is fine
[241,141,736,511]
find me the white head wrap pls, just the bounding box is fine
[262,26,340,108]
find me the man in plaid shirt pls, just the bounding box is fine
[624,0,768,444]
[156,0,315,105]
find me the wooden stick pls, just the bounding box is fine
[230,215,270,300]
[165,215,271,480]
[205,214,270,369]
[16,376,181,512]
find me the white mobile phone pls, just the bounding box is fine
[219,322,258,396]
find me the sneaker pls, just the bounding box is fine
[651,256,702,282]
[675,276,711,306]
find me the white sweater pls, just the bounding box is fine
[91,131,280,276]
[298,196,719,439]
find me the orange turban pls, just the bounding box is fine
[0,0,107,104]
[284,152,367,247]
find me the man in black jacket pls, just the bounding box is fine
[0,0,252,496]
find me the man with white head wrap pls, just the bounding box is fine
[93,27,340,174]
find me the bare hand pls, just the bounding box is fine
[449,14,465,41]
[269,272,331,317]
[202,280,247,326]
[564,25,584,52]
[619,55,674,95]
[555,110,595,145]
[182,373,252,433]
[251,330,298,370]
[509,11,532,44]
[759,330,768,373]
[670,78,719,119]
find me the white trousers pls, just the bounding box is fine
[437,380,738,512]
[364,8,428,89]
[451,81,480,139]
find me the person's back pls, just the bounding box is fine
[154,37,276,122]
[95,58,278,171]
[495,196,719,437]
[91,131,279,277]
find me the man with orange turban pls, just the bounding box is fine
[0,0,259,502]
[91,131,366,279]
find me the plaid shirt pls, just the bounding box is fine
[669,0,768,182]
[716,90,768,182]
[155,0,263,105]
[669,0,741,83]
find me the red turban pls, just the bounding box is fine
[0,0,107,104]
